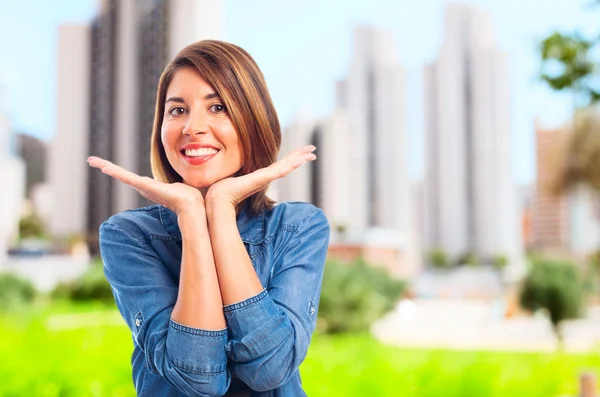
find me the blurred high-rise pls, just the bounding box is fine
[532,121,600,256]
[278,111,351,235]
[337,26,410,239]
[531,122,570,252]
[51,0,221,253]
[278,26,417,275]
[423,4,522,265]
[280,26,410,237]
[0,89,26,265]
[16,133,47,198]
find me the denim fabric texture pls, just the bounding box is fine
[99,201,330,397]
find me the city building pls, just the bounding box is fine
[531,120,600,256]
[49,24,91,242]
[16,133,47,198]
[531,122,570,252]
[0,89,26,265]
[277,26,417,275]
[424,3,522,266]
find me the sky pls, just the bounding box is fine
[0,0,598,184]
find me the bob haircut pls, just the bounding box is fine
[150,40,281,213]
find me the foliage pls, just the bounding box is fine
[519,260,584,347]
[317,258,406,334]
[427,248,449,269]
[455,251,479,267]
[0,272,37,312]
[18,213,47,240]
[492,254,508,270]
[539,5,600,206]
[51,260,114,303]
[1,304,600,397]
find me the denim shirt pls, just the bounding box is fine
[99,201,330,397]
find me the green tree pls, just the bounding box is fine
[317,258,406,334]
[539,2,600,256]
[519,260,584,349]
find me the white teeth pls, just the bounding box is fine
[185,148,218,157]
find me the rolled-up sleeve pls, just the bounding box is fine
[99,220,230,397]
[224,208,330,391]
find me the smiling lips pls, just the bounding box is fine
[180,145,220,166]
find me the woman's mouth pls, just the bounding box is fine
[180,148,220,165]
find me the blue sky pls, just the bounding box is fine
[0,0,597,183]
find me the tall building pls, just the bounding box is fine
[51,0,221,253]
[277,111,351,238]
[424,4,522,264]
[16,133,47,198]
[277,26,417,274]
[49,24,91,240]
[336,26,410,239]
[0,90,26,265]
[531,123,570,251]
[278,26,410,242]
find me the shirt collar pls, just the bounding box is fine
[158,204,265,245]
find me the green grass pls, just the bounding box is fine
[0,303,598,397]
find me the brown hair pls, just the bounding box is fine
[150,40,281,213]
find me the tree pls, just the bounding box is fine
[539,3,600,253]
[519,260,584,349]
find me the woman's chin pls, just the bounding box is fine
[182,176,222,190]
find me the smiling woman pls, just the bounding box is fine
[87,40,330,397]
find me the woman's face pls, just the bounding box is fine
[161,66,244,189]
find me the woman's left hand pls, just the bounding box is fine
[205,145,317,208]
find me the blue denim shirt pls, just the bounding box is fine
[99,201,330,397]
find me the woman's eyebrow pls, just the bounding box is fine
[204,92,220,100]
[165,96,185,104]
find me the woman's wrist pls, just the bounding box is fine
[177,206,209,236]
[205,197,236,221]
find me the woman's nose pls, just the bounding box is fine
[182,111,209,136]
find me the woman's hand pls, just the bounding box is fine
[205,145,317,208]
[87,156,204,215]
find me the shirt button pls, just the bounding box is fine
[135,319,141,327]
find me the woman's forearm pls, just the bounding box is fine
[171,207,226,330]
[206,201,264,305]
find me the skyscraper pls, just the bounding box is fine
[49,24,91,240]
[277,111,351,239]
[0,89,25,265]
[278,26,411,250]
[424,4,522,263]
[337,26,409,239]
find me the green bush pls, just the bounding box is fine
[51,260,114,303]
[0,272,37,311]
[455,251,479,267]
[492,254,508,270]
[19,213,47,240]
[519,259,584,348]
[427,248,449,269]
[317,258,406,334]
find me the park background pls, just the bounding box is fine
[1,0,600,396]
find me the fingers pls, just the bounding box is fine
[87,156,148,191]
[274,145,317,176]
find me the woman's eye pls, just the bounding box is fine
[209,104,227,113]
[168,107,187,116]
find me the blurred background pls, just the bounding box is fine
[1,0,600,396]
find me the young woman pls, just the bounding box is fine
[88,40,330,397]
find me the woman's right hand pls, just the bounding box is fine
[87,156,204,215]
